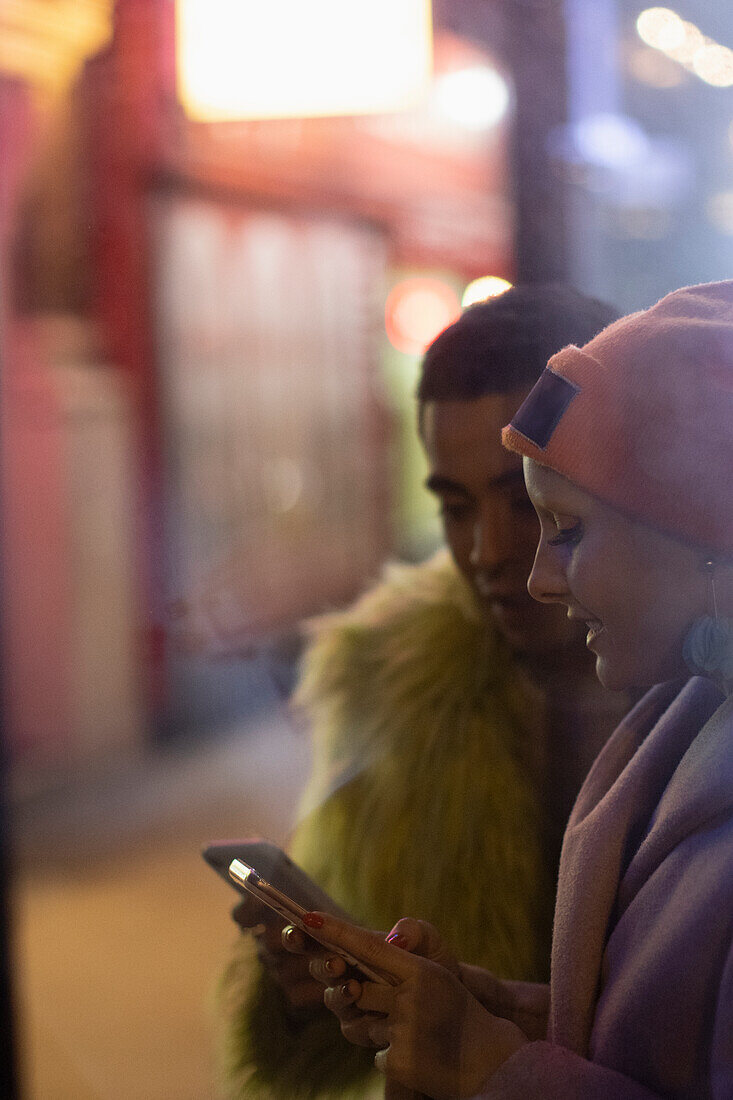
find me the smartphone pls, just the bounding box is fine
[202,838,350,926]
[229,858,395,986]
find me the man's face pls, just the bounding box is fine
[420,391,588,662]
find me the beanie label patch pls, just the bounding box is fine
[509,368,579,450]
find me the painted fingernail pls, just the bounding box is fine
[324,956,340,974]
[303,912,324,929]
[386,932,407,948]
[341,981,358,999]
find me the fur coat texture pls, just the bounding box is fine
[217,550,557,1099]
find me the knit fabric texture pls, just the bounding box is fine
[502,280,733,555]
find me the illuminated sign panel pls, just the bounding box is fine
[177,0,433,121]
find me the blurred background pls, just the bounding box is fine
[0,0,731,1096]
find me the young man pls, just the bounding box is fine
[218,285,628,1100]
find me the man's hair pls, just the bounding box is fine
[417,283,619,403]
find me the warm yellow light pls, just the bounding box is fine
[693,43,733,88]
[176,0,433,121]
[636,8,685,53]
[433,66,510,131]
[461,276,513,308]
[635,11,733,90]
[0,0,112,92]
[663,20,705,65]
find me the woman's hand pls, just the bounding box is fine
[382,917,462,977]
[300,912,528,1099]
[249,921,325,1014]
[281,916,460,1047]
[280,922,377,1043]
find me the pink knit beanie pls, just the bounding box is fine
[502,280,733,555]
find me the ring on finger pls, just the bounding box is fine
[324,979,360,1013]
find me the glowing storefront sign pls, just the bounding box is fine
[177,0,433,121]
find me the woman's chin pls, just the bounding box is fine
[595,656,635,694]
[595,654,668,694]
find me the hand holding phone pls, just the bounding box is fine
[229,858,396,986]
[203,838,350,928]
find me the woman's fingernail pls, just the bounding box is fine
[324,956,340,974]
[341,981,358,999]
[303,912,324,929]
[386,932,407,948]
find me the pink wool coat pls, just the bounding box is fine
[479,677,733,1098]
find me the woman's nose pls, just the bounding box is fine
[527,540,568,605]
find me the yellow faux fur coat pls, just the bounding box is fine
[217,551,555,1099]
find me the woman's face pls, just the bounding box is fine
[523,458,709,691]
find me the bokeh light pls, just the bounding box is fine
[461,276,513,308]
[664,20,705,66]
[573,112,649,168]
[636,8,685,53]
[432,65,510,131]
[693,43,733,88]
[635,9,733,89]
[385,278,461,356]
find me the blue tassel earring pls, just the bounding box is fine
[682,559,733,683]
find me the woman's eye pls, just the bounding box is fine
[548,521,583,547]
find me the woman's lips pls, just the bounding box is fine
[585,620,605,647]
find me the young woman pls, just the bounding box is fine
[288,280,733,1099]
